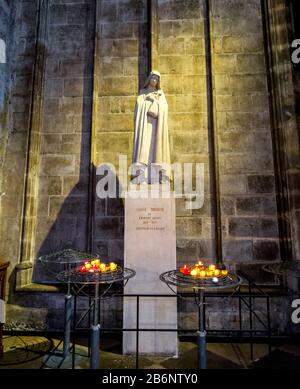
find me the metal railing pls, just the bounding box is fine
[3,271,296,369]
[62,270,291,369]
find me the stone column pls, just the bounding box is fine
[262,0,300,262]
[148,0,158,71]
[16,0,48,289]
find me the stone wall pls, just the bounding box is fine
[0,0,298,333]
[94,0,148,265]
[0,0,12,198]
[155,0,280,274]
[212,0,280,270]
[93,0,281,272]
[0,0,38,293]
[157,0,212,267]
[5,0,281,283]
[178,294,292,335]
[32,0,95,282]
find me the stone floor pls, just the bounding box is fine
[0,335,300,369]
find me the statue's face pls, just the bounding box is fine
[149,75,159,89]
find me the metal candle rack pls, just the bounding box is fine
[57,265,136,369]
[160,269,242,369]
[38,249,99,358]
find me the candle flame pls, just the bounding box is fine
[79,259,118,273]
[180,261,229,279]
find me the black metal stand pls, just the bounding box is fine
[56,266,136,369]
[90,283,100,369]
[63,289,72,357]
[197,289,206,369]
[160,269,242,370]
[63,266,73,358]
[38,249,100,359]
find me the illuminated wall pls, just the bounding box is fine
[34,1,95,268]
[0,0,38,276]
[0,1,299,317]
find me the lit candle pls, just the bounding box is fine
[180,265,190,275]
[100,263,107,272]
[109,262,117,272]
[190,269,198,277]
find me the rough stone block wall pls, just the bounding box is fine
[0,0,296,333]
[0,0,38,288]
[0,0,11,192]
[1,0,281,285]
[33,0,95,281]
[178,294,291,336]
[212,0,280,269]
[157,0,213,267]
[154,0,280,272]
[94,0,148,264]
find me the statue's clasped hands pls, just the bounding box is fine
[145,91,160,102]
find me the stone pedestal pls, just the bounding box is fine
[123,186,178,356]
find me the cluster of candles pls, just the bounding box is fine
[180,261,228,278]
[79,259,118,273]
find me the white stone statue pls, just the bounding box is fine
[131,70,171,184]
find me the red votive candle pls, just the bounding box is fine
[180,265,190,275]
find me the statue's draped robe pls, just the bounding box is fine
[132,88,171,180]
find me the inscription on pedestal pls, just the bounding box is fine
[136,207,166,231]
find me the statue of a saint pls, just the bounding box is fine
[131,70,171,184]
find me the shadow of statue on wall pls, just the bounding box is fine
[32,87,125,284]
[32,159,126,284]
[31,0,148,284]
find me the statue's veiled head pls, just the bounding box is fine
[143,70,161,90]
